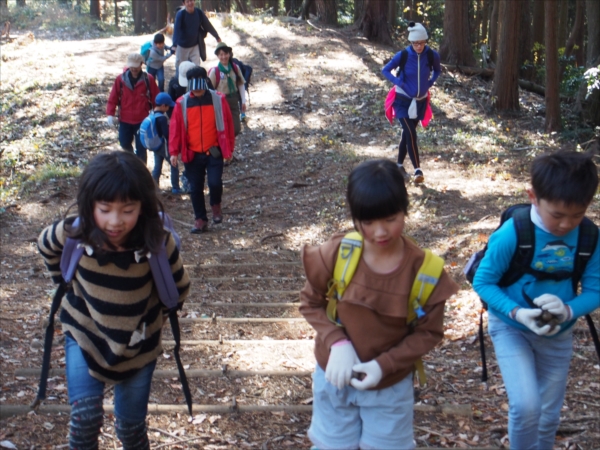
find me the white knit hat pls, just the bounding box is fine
[408,22,428,41]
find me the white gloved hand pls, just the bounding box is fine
[515,308,554,335]
[325,339,359,390]
[350,360,383,390]
[533,294,571,323]
[106,116,118,127]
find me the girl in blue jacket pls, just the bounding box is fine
[382,22,441,184]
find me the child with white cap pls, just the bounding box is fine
[382,22,441,184]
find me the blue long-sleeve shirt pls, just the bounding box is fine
[382,45,441,98]
[473,209,600,335]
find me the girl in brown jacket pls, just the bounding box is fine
[300,159,458,450]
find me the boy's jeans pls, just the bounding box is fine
[152,145,180,190]
[119,122,147,164]
[65,336,156,423]
[183,151,223,221]
[488,312,573,450]
[147,66,165,92]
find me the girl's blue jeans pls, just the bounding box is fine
[147,66,165,92]
[488,312,573,450]
[65,335,156,423]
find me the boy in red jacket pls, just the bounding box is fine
[169,67,234,234]
[106,53,159,164]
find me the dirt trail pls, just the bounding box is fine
[1,13,600,449]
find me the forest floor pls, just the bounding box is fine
[1,10,600,450]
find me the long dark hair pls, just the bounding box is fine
[347,159,409,224]
[65,151,166,253]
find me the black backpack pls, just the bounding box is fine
[394,47,434,78]
[464,204,600,382]
[232,57,253,94]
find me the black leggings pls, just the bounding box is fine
[397,117,420,170]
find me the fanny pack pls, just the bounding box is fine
[209,146,222,158]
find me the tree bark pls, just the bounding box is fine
[388,0,397,29]
[492,0,521,110]
[268,0,279,15]
[565,0,585,67]
[114,0,119,27]
[315,0,337,25]
[518,0,533,80]
[90,0,100,19]
[133,0,143,33]
[359,0,393,45]
[157,0,167,27]
[300,0,313,19]
[544,0,561,131]
[146,0,158,29]
[439,0,476,66]
[488,0,499,62]
[557,0,569,49]
[250,0,266,11]
[576,0,600,125]
[531,0,544,69]
[234,0,249,14]
[481,0,490,47]
[354,0,365,23]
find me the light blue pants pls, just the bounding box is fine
[488,312,573,450]
[309,365,415,450]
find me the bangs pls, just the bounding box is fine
[349,177,406,221]
[88,160,145,204]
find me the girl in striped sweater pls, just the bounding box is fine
[38,151,190,450]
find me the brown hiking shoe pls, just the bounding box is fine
[414,169,424,184]
[211,204,223,224]
[191,219,208,234]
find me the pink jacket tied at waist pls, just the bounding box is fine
[385,89,433,128]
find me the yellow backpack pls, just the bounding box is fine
[325,231,445,386]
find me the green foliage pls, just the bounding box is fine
[584,66,600,99]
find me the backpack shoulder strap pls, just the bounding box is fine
[426,47,434,70]
[573,217,599,290]
[181,93,191,130]
[142,72,152,109]
[498,205,533,287]
[325,232,363,326]
[398,49,409,76]
[408,248,444,387]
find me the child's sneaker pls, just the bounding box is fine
[414,169,424,184]
[171,188,184,195]
[240,112,246,122]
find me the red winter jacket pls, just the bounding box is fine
[169,90,235,163]
[106,71,159,125]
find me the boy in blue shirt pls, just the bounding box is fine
[473,151,599,450]
[147,33,173,92]
[149,93,183,194]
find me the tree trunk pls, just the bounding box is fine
[544,0,561,131]
[404,0,415,21]
[558,0,569,49]
[492,0,521,110]
[565,0,585,67]
[146,0,158,29]
[388,0,397,29]
[359,0,393,45]
[114,0,119,27]
[576,0,600,125]
[531,0,544,68]
[157,0,167,27]
[439,0,476,66]
[481,0,490,47]
[315,0,337,25]
[300,0,315,19]
[234,0,249,13]
[354,0,365,23]
[90,0,100,19]
[473,0,482,46]
[267,0,279,15]
[133,0,143,33]
[518,0,533,80]
[250,0,266,11]
[489,0,499,62]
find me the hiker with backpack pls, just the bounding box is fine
[472,152,600,450]
[169,67,235,233]
[299,159,459,450]
[37,151,190,450]
[144,33,174,92]
[208,42,247,136]
[106,53,159,164]
[139,92,186,194]
[172,0,221,70]
[382,22,441,184]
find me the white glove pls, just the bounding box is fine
[350,360,383,390]
[533,294,571,323]
[325,339,359,390]
[515,308,555,336]
[106,116,118,127]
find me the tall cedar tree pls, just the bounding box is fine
[439,0,476,66]
[90,0,100,19]
[544,0,560,131]
[488,0,499,61]
[492,0,521,110]
[316,0,337,25]
[359,0,393,45]
[565,0,585,67]
[577,0,600,125]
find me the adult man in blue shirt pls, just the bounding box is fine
[172,0,221,70]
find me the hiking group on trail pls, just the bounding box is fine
[31,5,600,448]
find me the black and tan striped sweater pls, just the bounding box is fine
[38,220,190,384]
